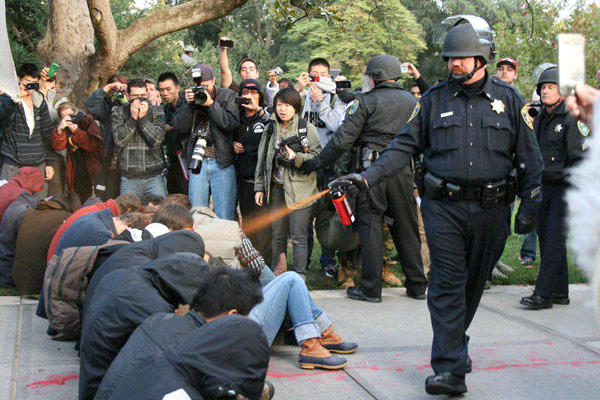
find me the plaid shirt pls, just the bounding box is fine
[112,103,165,178]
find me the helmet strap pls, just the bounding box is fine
[452,58,486,84]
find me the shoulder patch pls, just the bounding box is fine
[408,101,421,123]
[577,121,590,137]
[347,99,359,115]
[521,104,534,130]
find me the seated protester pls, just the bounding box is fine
[0,191,41,288]
[254,88,322,277]
[172,64,240,219]
[234,79,274,267]
[46,194,141,263]
[94,267,268,400]
[150,203,194,231]
[79,253,209,400]
[51,102,104,202]
[112,78,167,199]
[159,193,192,210]
[37,211,145,320]
[84,229,205,314]
[235,236,357,370]
[0,166,44,222]
[0,63,54,197]
[218,37,260,92]
[113,213,153,243]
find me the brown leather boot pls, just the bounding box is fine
[298,338,347,370]
[337,266,355,289]
[321,326,358,354]
[273,252,287,276]
[382,266,403,287]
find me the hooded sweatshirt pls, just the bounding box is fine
[95,313,269,400]
[79,253,209,400]
[0,166,44,222]
[54,208,117,257]
[47,199,120,262]
[85,230,205,308]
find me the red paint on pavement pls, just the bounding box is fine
[26,374,79,389]
[475,360,600,371]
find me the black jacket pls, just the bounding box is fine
[85,89,120,154]
[95,313,270,400]
[172,86,240,169]
[0,93,54,166]
[78,253,209,400]
[534,101,587,184]
[318,82,417,165]
[85,230,206,307]
[0,192,39,287]
[235,110,272,180]
[362,74,544,206]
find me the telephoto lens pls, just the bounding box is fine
[189,133,208,174]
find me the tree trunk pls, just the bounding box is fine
[38,0,248,107]
[37,0,95,102]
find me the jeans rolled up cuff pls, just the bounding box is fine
[315,311,332,334]
[294,321,321,344]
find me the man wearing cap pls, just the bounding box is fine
[495,57,518,86]
[300,54,427,304]
[326,17,543,394]
[172,64,240,220]
[520,66,588,310]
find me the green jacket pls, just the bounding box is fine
[254,114,321,209]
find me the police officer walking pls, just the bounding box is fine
[331,16,544,395]
[520,66,588,309]
[301,55,427,303]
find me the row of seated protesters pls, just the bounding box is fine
[0,184,357,400]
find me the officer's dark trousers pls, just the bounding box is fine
[357,167,426,297]
[534,183,568,298]
[421,197,510,377]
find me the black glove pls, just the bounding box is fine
[298,157,321,174]
[514,199,539,234]
[328,173,369,197]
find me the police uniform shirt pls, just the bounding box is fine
[318,82,416,164]
[534,101,588,184]
[363,73,544,202]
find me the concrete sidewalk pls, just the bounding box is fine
[1,284,599,399]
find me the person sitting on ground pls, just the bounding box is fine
[79,253,210,400]
[233,234,358,370]
[0,166,44,222]
[46,194,142,262]
[159,193,192,210]
[94,267,270,400]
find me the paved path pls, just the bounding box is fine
[1,285,599,399]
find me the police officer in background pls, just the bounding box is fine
[330,16,543,395]
[520,67,588,309]
[301,55,427,302]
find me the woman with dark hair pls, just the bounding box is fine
[254,87,321,278]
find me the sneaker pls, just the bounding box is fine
[520,256,535,266]
[491,267,507,279]
[322,264,339,279]
[496,261,514,273]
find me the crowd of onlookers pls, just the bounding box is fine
[1,32,599,398]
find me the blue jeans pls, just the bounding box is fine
[520,231,537,261]
[188,158,237,220]
[120,174,167,199]
[249,272,331,345]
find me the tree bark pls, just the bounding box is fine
[38,0,248,106]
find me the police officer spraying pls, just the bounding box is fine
[520,66,588,310]
[301,55,427,303]
[329,16,544,395]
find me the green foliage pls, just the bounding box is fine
[6,0,48,67]
[276,0,426,83]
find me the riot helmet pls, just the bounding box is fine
[364,55,403,82]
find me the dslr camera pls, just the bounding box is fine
[191,67,208,105]
[25,82,40,91]
[111,89,127,105]
[234,97,250,106]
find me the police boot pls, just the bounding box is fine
[382,266,403,287]
[321,326,358,354]
[259,381,275,400]
[425,372,467,395]
[338,266,355,289]
[298,338,347,370]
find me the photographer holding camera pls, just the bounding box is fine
[172,64,240,220]
[51,102,103,202]
[0,63,54,197]
[112,78,167,199]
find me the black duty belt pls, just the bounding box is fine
[423,172,515,208]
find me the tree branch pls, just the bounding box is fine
[117,0,247,63]
[87,0,118,59]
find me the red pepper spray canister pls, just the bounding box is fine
[330,187,355,226]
